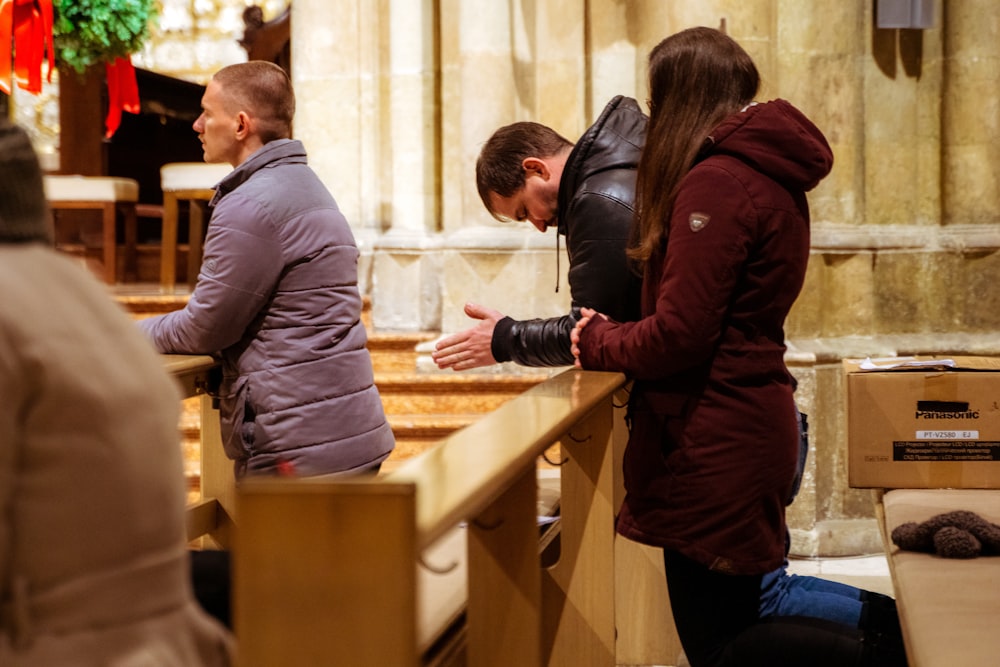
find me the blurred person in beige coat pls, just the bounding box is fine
[0,119,234,665]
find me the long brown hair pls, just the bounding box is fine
[630,27,760,265]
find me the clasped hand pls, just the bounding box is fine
[570,307,605,368]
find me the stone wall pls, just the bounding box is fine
[776,1,1000,555]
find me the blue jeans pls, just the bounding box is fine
[759,567,864,627]
[759,408,864,628]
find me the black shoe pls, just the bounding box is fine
[859,590,903,640]
[860,591,908,666]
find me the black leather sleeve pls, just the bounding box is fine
[563,184,639,323]
[490,310,581,367]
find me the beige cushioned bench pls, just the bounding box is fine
[159,162,232,291]
[878,489,1000,667]
[43,175,139,284]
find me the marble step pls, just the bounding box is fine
[382,413,481,473]
[374,371,549,415]
[367,332,437,372]
[178,374,539,435]
[178,370,548,483]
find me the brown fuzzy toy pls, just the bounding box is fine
[891,510,1000,559]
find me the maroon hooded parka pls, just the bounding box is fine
[577,100,833,575]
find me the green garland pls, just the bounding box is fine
[53,0,157,73]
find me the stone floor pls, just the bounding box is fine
[787,552,893,597]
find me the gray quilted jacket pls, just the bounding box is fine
[139,140,394,476]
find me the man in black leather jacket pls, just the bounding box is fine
[433,95,645,370]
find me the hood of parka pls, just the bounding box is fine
[704,99,833,193]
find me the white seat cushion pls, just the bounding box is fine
[44,175,139,203]
[161,162,233,191]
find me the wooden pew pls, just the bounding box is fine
[232,368,627,667]
[171,357,683,665]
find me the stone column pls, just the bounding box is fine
[856,4,950,344]
[372,0,443,330]
[588,2,639,120]
[438,0,514,233]
[435,0,571,340]
[937,1,1000,340]
[385,0,437,235]
[772,0,873,557]
[534,0,586,139]
[292,0,382,294]
[942,0,1000,226]
[438,0,560,232]
[863,2,943,229]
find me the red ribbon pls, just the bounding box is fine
[3,2,138,138]
[104,55,140,138]
[0,0,54,95]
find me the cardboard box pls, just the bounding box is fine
[845,356,1000,488]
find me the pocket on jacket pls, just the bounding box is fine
[623,411,672,494]
[219,375,255,459]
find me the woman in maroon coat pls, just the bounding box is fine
[572,28,904,667]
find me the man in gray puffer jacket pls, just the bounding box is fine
[139,61,394,478]
[432,96,645,370]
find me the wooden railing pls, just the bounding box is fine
[169,357,643,666]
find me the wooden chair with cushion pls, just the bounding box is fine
[43,175,140,284]
[160,162,233,292]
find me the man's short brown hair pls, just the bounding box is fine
[476,122,572,219]
[212,61,295,143]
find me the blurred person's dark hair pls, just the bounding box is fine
[0,119,52,244]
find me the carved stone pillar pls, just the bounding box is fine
[371,0,443,331]
[440,0,516,233]
[588,1,639,119]
[533,0,586,139]
[942,0,1000,225]
[291,0,381,294]
[776,0,888,557]
[434,0,570,337]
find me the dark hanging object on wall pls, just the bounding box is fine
[876,0,935,29]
